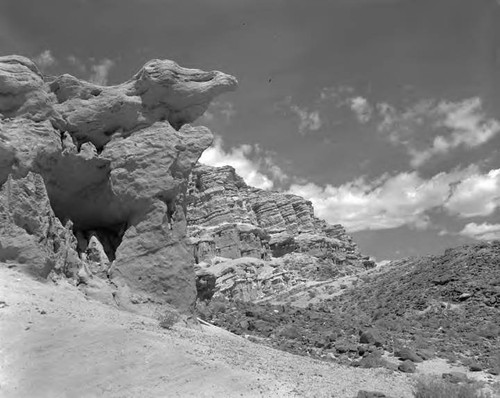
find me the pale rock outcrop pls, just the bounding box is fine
[0,55,57,121]
[50,58,237,149]
[188,223,270,262]
[0,55,237,314]
[0,118,61,185]
[0,173,80,278]
[195,257,296,302]
[77,231,111,277]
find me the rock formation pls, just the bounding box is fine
[0,172,79,278]
[187,164,375,301]
[0,53,372,315]
[0,55,237,314]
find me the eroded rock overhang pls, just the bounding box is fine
[0,55,237,313]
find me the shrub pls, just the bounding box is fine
[211,301,227,314]
[196,300,211,321]
[159,310,180,329]
[413,378,491,398]
[488,350,500,368]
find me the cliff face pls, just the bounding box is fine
[0,55,237,314]
[186,164,374,301]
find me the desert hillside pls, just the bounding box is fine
[0,265,414,398]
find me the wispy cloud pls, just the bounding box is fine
[200,101,236,124]
[378,97,500,168]
[280,88,376,135]
[33,50,57,71]
[316,87,500,168]
[459,222,500,241]
[276,96,323,135]
[65,55,116,85]
[318,85,373,124]
[198,136,288,190]
[66,54,87,74]
[89,58,115,85]
[319,85,354,101]
[288,165,500,232]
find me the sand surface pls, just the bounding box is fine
[0,265,416,397]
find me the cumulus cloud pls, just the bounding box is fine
[349,96,373,123]
[289,104,322,135]
[199,136,287,190]
[378,97,500,167]
[459,222,500,241]
[288,165,500,232]
[445,168,500,217]
[33,50,57,71]
[89,58,115,85]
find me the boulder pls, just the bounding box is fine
[398,360,416,373]
[468,362,482,372]
[359,328,384,347]
[415,348,435,360]
[394,347,423,363]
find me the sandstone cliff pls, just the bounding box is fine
[187,164,375,302]
[0,55,237,314]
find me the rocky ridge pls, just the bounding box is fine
[0,54,236,315]
[187,164,375,302]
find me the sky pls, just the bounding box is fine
[2,0,500,261]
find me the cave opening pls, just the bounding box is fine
[73,223,128,262]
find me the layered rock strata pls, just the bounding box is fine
[187,164,375,301]
[0,55,237,313]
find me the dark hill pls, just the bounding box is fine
[200,241,500,374]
